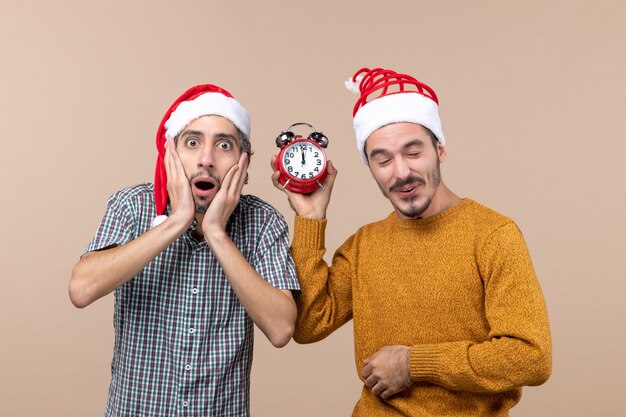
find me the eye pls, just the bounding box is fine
[217,140,233,151]
[185,138,199,148]
[405,146,422,158]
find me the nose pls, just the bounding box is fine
[198,144,214,169]
[393,156,410,180]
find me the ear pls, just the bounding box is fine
[437,142,447,163]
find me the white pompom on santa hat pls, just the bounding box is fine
[151,84,250,228]
[345,67,445,164]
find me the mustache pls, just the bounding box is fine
[189,170,221,185]
[389,175,425,192]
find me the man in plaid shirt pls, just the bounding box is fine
[70,84,300,417]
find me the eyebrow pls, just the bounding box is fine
[180,130,239,143]
[180,129,204,138]
[214,132,239,142]
[368,138,425,159]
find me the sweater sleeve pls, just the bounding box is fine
[409,222,552,393]
[291,216,355,344]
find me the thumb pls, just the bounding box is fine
[322,160,338,191]
[326,159,338,175]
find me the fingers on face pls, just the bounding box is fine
[236,153,249,190]
[239,151,249,168]
[220,155,247,200]
[232,153,249,191]
[165,140,184,180]
[165,138,176,158]
[164,141,175,179]
[221,164,238,192]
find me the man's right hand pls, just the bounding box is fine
[69,140,198,309]
[164,139,195,229]
[270,155,337,220]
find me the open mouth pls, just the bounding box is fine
[194,181,215,191]
[191,175,218,195]
[393,183,419,193]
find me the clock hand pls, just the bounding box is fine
[301,147,306,166]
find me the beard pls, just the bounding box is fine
[396,193,434,219]
[195,203,208,214]
[381,157,442,219]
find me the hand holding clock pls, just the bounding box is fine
[274,123,329,194]
[271,155,338,220]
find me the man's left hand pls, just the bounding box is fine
[361,345,412,400]
[202,152,249,239]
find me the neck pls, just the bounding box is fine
[416,181,461,219]
[192,213,205,239]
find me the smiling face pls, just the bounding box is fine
[365,122,446,219]
[175,115,242,213]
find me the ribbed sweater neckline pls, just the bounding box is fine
[386,198,473,229]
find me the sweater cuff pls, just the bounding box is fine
[292,216,327,249]
[410,344,448,383]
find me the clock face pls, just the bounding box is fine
[281,140,326,181]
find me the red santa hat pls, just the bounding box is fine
[151,84,250,227]
[345,67,445,164]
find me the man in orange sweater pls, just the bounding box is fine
[272,67,552,416]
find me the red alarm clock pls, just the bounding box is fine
[275,123,329,194]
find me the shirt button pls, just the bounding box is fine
[191,288,199,295]
[185,364,192,371]
[182,400,189,407]
[189,327,195,334]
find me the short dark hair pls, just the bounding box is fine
[422,125,439,149]
[235,128,252,156]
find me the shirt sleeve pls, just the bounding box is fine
[84,190,137,254]
[409,222,552,393]
[250,210,300,292]
[290,216,355,344]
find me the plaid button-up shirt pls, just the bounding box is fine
[86,184,299,417]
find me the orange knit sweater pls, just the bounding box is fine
[291,199,551,417]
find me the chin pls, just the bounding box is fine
[396,200,430,219]
[194,199,211,214]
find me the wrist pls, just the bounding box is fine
[202,225,229,246]
[298,210,326,220]
[404,346,411,381]
[166,211,194,232]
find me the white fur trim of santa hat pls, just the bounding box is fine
[353,92,445,165]
[164,92,250,141]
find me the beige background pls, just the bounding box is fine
[1,1,624,416]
